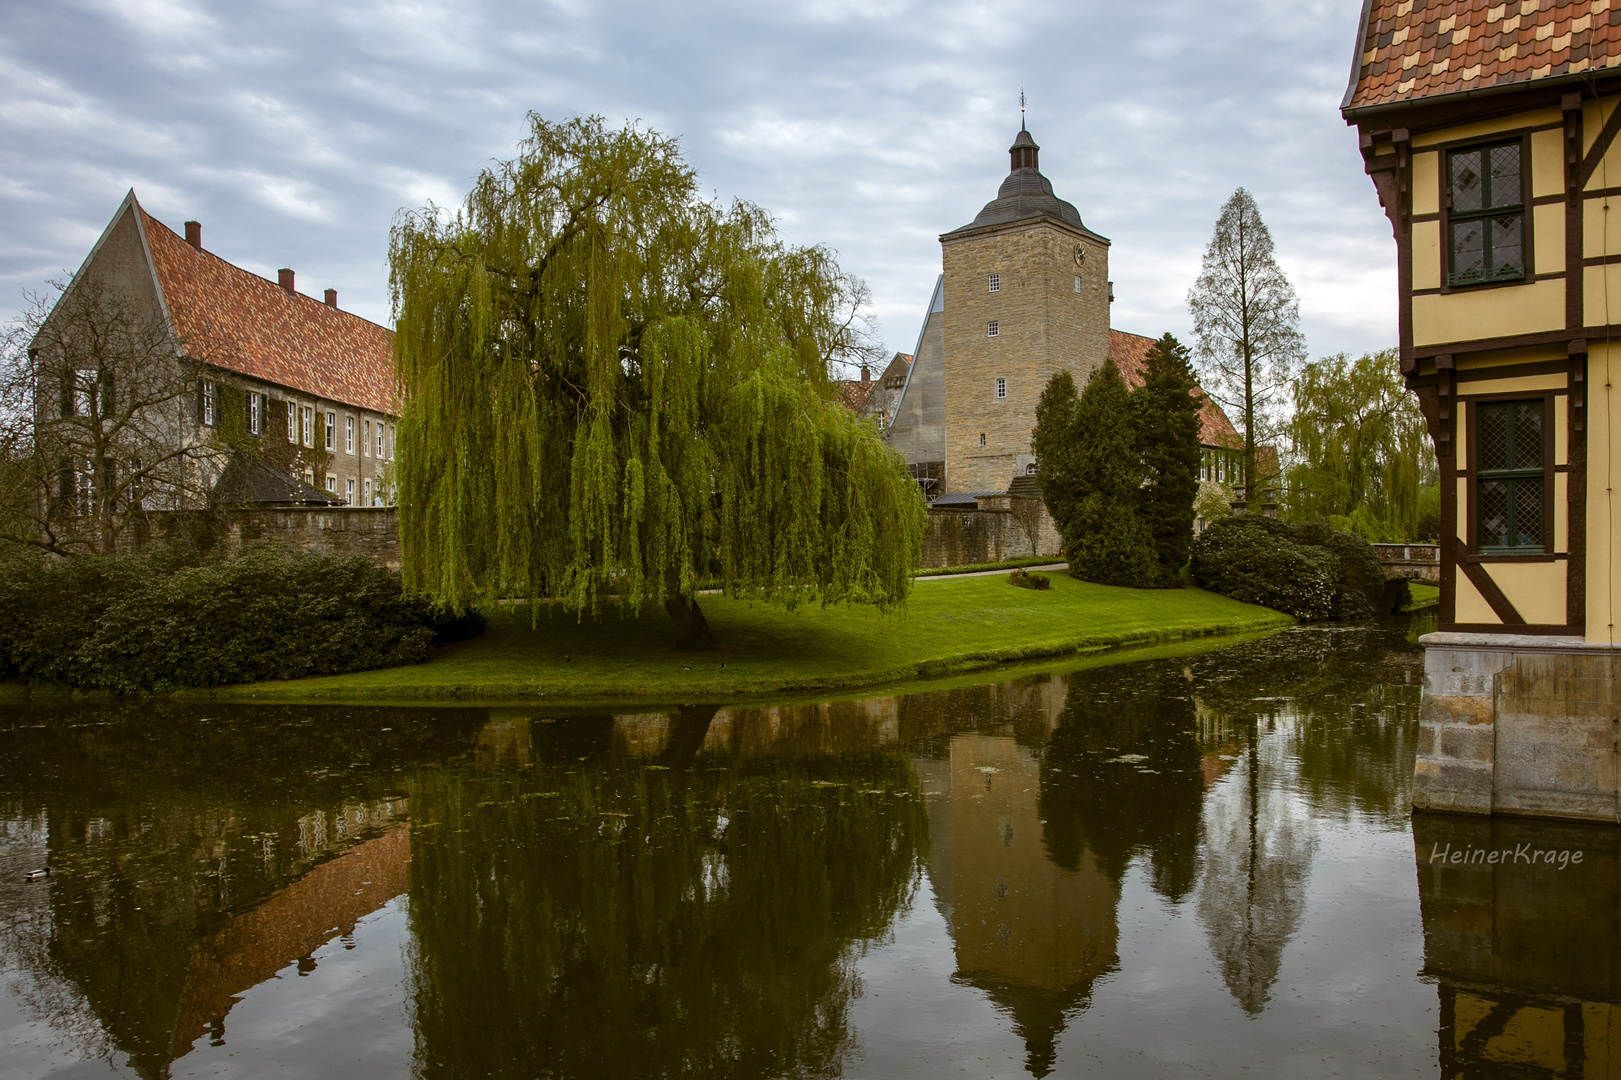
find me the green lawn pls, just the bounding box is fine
[205,573,1292,706]
[1403,582,1439,611]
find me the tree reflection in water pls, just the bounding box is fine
[404,708,927,1080]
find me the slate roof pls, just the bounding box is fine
[212,453,343,507]
[137,199,395,414]
[1343,0,1621,112]
[943,128,1107,242]
[1108,330,1241,448]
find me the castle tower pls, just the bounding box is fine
[937,127,1111,493]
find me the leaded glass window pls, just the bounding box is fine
[1476,400,1545,552]
[1448,142,1525,286]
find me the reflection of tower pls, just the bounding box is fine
[1196,722,1316,1016]
[922,733,1119,1078]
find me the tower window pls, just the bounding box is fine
[1074,275,1082,293]
[979,433,987,447]
[995,377,1007,399]
[988,273,1000,293]
[987,320,999,338]
[1026,462,1037,475]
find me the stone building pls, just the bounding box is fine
[884,127,1241,506]
[39,190,398,511]
[831,351,912,430]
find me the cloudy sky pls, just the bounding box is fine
[1,0,1393,368]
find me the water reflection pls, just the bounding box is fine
[1,620,1556,1079]
[1415,812,1621,1078]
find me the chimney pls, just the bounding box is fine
[324,288,337,308]
[861,364,870,383]
[184,221,202,250]
[278,268,295,293]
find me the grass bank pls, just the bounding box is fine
[204,574,1291,705]
[1402,582,1439,612]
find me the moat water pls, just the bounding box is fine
[1,614,1616,1079]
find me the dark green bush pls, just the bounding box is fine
[1190,516,1385,622]
[1007,569,1051,591]
[0,547,483,692]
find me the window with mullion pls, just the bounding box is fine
[1448,142,1525,287]
[1475,400,1545,552]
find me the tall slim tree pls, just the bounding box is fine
[1033,359,1158,588]
[389,115,924,649]
[1187,188,1306,510]
[1133,334,1203,583]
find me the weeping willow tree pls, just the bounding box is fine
[390,115,924,648]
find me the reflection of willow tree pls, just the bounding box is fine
[1182,626,1420,1015]
[405,746,926,1080]
[0,703,488,1080]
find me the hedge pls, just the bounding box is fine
[1189,516,1386,622]
[0,547,482,693]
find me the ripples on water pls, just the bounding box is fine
[0,614,1616,1078]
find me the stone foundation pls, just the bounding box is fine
[1416,632,1621,822]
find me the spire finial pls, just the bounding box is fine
[1020,84,1026,131]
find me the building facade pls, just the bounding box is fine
[884,128,1244,508]
[37,191,398,515]
[1343,0,1621,821]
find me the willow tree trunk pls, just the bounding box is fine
[664,594,719,651]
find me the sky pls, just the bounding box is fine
[0,0,1395,371]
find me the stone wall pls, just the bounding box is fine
[120,507,402,569]
[921,496,1061,568]
[1415,631,1621,822]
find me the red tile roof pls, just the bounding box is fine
[1345,0,1621,112]
[138,203,395,414]
[1109,330,1240,448]
[832,378,878,411]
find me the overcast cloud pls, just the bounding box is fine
[0,0,1393,367]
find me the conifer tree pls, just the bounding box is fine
[1133,334,1204,584]
[1035,360,1158,588]
[389,115,924,649]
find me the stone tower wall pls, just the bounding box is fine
[940,222,1110,493]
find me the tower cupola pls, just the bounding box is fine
[1010,127,1039,172]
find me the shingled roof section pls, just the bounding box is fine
[1108,330,1240,448]
[1344,0,1621,112]
[138,204,395,415]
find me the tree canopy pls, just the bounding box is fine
[1133,334,1204,583]
[1187,188,1305,510]
[1283,349,1438,541]
[389,115,923,647]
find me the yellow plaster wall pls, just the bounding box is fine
[1531,128,1564,199]
[1582,196,1621,258]
[1463,373,1569,395]
[1414,109,1561,148]
[1494,562,1568,625]
[1413,220,1441,291]
[1557,472,1569,551]
[1413,152,1439,215]
[1587,341,1621,642]
[1584,98,1621,191]
[1583,97,1621,155]
[1533,203,1565,274]
[1583,259,1621,325]
[1455,569,1503,624]
[1412,280,1564,345]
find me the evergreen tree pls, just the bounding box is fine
[389,115,924,649]
[1133,334,1203,584]
[1035,359,1158,588]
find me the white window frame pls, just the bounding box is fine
[325,411,335,452]
[363,477,372,505]
[363,419,372,457]
[346,478,355,505]
[988,273,1000,293]
[375,422,383,458]
[247,391,261,435]
[345,416,355,454]
[201,381,216,427]
[388,425,396,459]
[987,320,999,338]
[301,407,312,447]
[287,401,297,443]
[326,474,337,493]
[995,377,1007,400]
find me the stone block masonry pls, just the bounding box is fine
[118,508,402,570]
[1416,632,1621,822]
[920,497,1061,568]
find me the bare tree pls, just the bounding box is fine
[0,277,222,555]
[1187,188,1306,510]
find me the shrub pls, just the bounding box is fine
[1007,569,1051,591]
[1190,516,1385,622]
[0,547,483,692]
